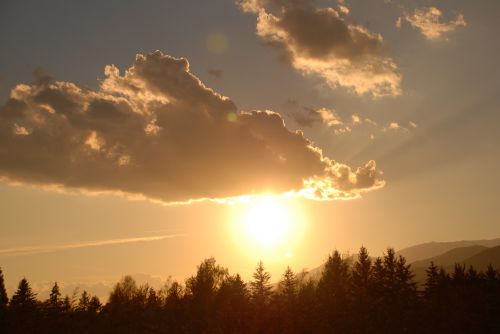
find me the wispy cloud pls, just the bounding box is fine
[0,234,185,257]
[288,103,417,137]
[397,7,466,40]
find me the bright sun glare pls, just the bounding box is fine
[243,200,291,247]
[229,197,305,261]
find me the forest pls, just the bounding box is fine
[0,247,499,333]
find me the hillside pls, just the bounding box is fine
[410,245,488,269]
[411,244,500,284]
[463,245,500,270]
[300,240,500,285]
[397,238,500,263]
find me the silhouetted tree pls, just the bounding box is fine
[88,296,102,313]
[295,276,317,333]
[395,255,417,297]
[215,274,249,332]
[0,247,498,333]
[162,280,186,332]
[9,278,38,333]
[0,268,8,330]
[0,268,7,309]
[424,261,440,295]
[279,266,298,302]
[185,257,228,332]
[249,261,272,307]
[77,290,90,312]
[317,251,351,332]
[276,266,299,333]
[105,275,143,333]
[62,295,73,313]
[351,246,372,291]
[48,282,62,310]
[249,261,273,333]
[350,246,373,333]
[10,278,37,310]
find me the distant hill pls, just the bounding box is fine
[463,245,500,270]
[397,238,500,263]
[410,245,488,269]
[296,254,358,284]
[410,244,500,284]
[297,239,500,286]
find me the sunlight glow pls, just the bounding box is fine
[228,196,307,263]
[243,200,291,247]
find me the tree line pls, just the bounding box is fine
[0,247,499,333]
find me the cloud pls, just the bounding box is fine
[0,234,183,257]
[291,107,352,134]
[388,122,400,130]
[238,0,401,96]
[382,120,417,132]
[289,103,416,137]
[397,7,466,40]
[0,51,384,203]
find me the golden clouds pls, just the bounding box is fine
[397,7,466,40]
[239,0,401,96]
[0,51,384,203]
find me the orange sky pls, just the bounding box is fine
[1,0,499,299]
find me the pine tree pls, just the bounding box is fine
[249,261,272,306]
[218,274,248,304]
[48,282,62,309]
[382,248,398,289]
[317,251,351,332]
[78,290,90,311]
[10,278,37,310]
[396,255,416,294]
[484,264,498,282]
[0,268,8,311]
[8,278,38,332]
[318,251,350,297]
[277,266,299,333]
[351,246,372,291]
[424,262,440,295]
[350,247,373,333]
[215,274,249,332]
[62,295,73,313]
[279,266,298,302]
[371,256,385,294]
[0,267,8,329]
[452,263,466,283]
[88,296,102,313]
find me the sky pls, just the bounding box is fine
[0,0,499,299]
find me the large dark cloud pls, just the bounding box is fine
[238,0,401,96]
[0,51,384,203]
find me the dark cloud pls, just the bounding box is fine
[238,0,401,96]
[0,51,384,203]
[291,107,322,127]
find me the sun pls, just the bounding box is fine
[228,196,306,261]
[243,200,291,247]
